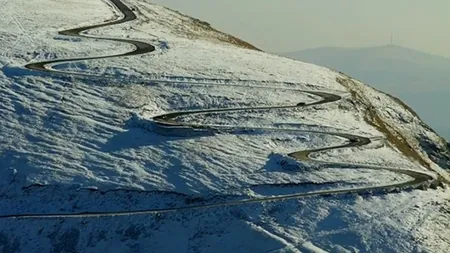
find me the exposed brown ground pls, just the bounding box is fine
[336,76,449,184]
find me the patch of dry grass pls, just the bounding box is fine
[336,76,450,184]
[336,77,431,168]
[169,8,261,51]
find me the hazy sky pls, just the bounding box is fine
[151,0,450,57]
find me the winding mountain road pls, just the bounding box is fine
[24,0,155,72]
[2,0,436,219]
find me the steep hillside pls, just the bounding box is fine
[1,0,449,252]
[280,45,450,140]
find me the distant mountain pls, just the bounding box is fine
[280,45,450,140]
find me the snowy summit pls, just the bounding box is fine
[0,0,449,252]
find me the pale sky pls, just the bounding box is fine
[151,0,450,57]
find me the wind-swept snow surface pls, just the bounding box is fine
[0,0,449,252]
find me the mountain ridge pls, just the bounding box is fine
[281,44,450,65]
[280,44,450,140]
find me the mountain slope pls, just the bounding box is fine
[280,45,450,140]
[1,0,449,252]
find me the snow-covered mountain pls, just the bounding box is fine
[280,45,450,140]
[0,0,449,252]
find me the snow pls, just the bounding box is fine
[0,0,449,252]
